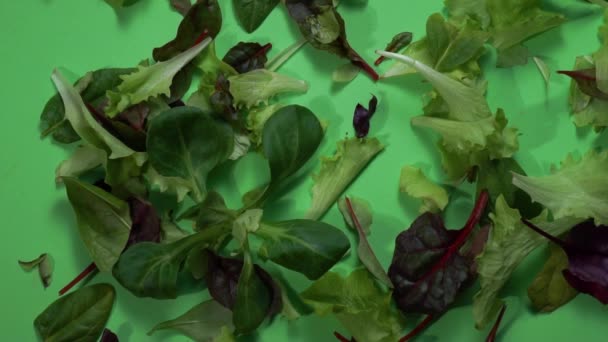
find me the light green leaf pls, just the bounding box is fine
[266,38,308,72]
[63,177,131,273]
[512,150,608,225]
[473,195,579,328]
[106,37,212,116]
[444,0,490,29]
[567,56,608,129]
[333,63,360,83]
[399,165,448,213]
[301,269,404,342]
[338,197,372,235]
[228,69,308,108]
[232,209,264,248]
[51,70,135,159]
[256,220,350,279]
[533,56,551,88]
[382,39,434,78]
[148,300,234,341]
[306,137,384,220]
[55,145,106,183]
[145,166,192,202]
[196,41,238,78]
[147,106,234,203]
[229,133,251,161]
[246,103,286,146]
[528,244,578,313]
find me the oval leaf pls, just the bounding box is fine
[234,0,280,33]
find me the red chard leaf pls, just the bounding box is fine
[558,68,608,100]
[375,32,413,66]
[353,95,378,138]
[222,42,272,74]
[125,198,161,249]
[210,73,238,122]
[522,219,608,304]
[100,328,119,342]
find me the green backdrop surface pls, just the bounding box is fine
[1,0,607,341]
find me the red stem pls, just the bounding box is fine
[334,332,351,342]
[374,56,386,66]
[58,262,97,296]
[255,43,273,58]
[557,70,596,81]
[193,30,209,47]
[399,315,434,342]
[486,305,507,342]
[345,197,365,237]
[521,219,567,248]
[352,60,380,82]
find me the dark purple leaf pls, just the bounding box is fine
[353,95,378,138]
[223,42,272,74]
[285,0,379,81]
[375,32,413,66]
[486,305,507,342]
[125,198,161,249]
[522,219,608,304]
[210,74,238,121]
[388,191,489,316]
[558,68,608,100]
[153,0,222,61]
[100,328,119,342]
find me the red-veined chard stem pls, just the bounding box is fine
[399,315,435,342]
[334,332,352,342]
[58,262,97,296]
[521,219,567,248]
[486,305,507,342]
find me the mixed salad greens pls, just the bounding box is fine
[25,0,608,341]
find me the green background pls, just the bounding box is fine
[2,0,608,341]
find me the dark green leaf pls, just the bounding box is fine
[256,220,350,279]
[63,177,131,273]
[34,284,115,341]
[147,106,234,202]
[153,0,223,61]
[233,0,280,33]
[195,191,236,231]
[233,252,272,334]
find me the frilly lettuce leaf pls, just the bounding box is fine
[305,137,384,220]
[145,166,192,203]
[512,150,608,225]
[399,165,449,213]
[228,69,308,108]
[106,38,212,117]
[246,103,286,146]
[300,269,404,342]
[473,195,579,328]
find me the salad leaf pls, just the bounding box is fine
[306,137,384,220]
[389,191,488,315]
[233,250,274,333]
[533,56,551,88]
[210,74,238,121]
[353,95,378,138]
[228,69,308,108]
[559,68,608,101]
[301,269,404,342]
[233,0,280,33]
[246,103,285,146]
[34,284,115,341]
[528,244,578,312]
[444,0,490,29]
[63,177,131,273]
[340,197,392,288]
[473,196,579,328]
[145,166,192,202]
[338,196,372,236]
[126,198,161,248]
[55,145,106,182]
[284,0,379,80]
[523,219,608,305]
[564,56,608,129]
[100,329,119,342]
[265,38,308,72]
[255,220,350,279]
[148,300,234,341]
[374,32,413,66]
[399,165,448,213]
[512,150,608,225]
[19,253,54,289]
[106,38,212,116]
[332,63,360,83]
[223,42,272,74]
[153,0,222,61]
[147,106,234,202]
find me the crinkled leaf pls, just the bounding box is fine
[528,244,578,312]
[306,137,384,220]
[255,220,350,279]
[148,300,234,341]
[223,42,272,74]
[228,69,308,108]
[353,95,378,138]
[512,150,608,225]
[246,103,285,146]
[145,166,192,202]
[34,284,115,341]
[399,165,448,213]
[233,0,280,33]
[63,177,131,273]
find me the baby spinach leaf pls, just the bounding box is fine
[234,0,280,33]
[153,0,222,61]
[228,69,308,108]
[147,106,234,202]
[107,38,212,116]
[374,32,412,66]
[100,328,119,342]
[399,165,448,213]
[148,300,234,341]
[63,177,131,273]
[306,137,384,220]
[223,42,272,74]
[19,253,54,289]
[528,244,578,312]
[233,251,272,334]
[34,284,115,341]
[113,225,226,298]
[285,0,378,80]
[255,220,350,280]
[192,191,236,231]
[353,95,378,139]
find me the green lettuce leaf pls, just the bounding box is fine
[106,38,212,117]
[301,269,404,342]
[55,145,106,183]
[399,165,448,213]
[305,137,384,220]
[228,69,308,108]
[145,166,192,203]
[246,103,286,146]
[512,150,608,225]
[473,195,579,328]
[567,56,608,130]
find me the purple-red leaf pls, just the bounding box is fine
[558,68,608,100]
[210,73,237,121]
[125,198,161,249]
[353,95,378,138]
[389,191,489,316]
[375,32,413,66]
[522,219,608,304]
[222,42,272,74]
[100,328,119,342]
